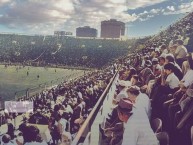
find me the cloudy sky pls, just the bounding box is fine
[0,0,193,37]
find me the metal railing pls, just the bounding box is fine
[72,71,118,145]
[14,71,83,101]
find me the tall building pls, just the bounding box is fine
[101,19,125,38]
[76,26,97,37]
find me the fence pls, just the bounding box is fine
[72,70,118,145]
[14,71,83,101]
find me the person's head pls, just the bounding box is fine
[145,60,152,68]
[154,50,160,57]
[169,44,178,53]
[152,58,159,65]
[126,86,140,102]
[18,123,27,133]
[152,44,157,48]
[118,70,125,80]
[160,44,167,51]
[164,62,175,75]
[173,35,179,41]
[159,56,165,66]
[176,39,184,46]
[144,55,149,60]
[139,67,153,83]
[153,63,162,76]
[130,75,139,85]
[54,104,60,112]
[117,98,133,123]
[2,134,11,144]
[126,68,137,81]
[25,125,41,142]
[129,68,137,75]
[165,54,175,64]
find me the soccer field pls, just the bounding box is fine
[0,65,85,101]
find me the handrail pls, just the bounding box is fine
[72,71,118,145]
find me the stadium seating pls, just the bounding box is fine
[156,132,169,145]
[151,118,162,133]
[0,10,193,145]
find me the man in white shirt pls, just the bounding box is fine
[180,69,193,88]
[126,86,151,119]
[161,62,180,94]
[178,53,193,89]
[116,98,158,145]
[175,39,188,67]
[160,44,169,55]
[165,70,180,90]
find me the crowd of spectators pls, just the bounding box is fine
[99,12,193,145]
[0,67,115,145]
[0,35,132,68]
[0,10,193,145]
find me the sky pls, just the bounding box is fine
[0,0,193,37]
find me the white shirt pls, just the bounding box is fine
[166,73,179,89]
[175,45,188,59]
[78,92,83,99]
[0,140,15,145]
[169,40,173,48]
[59,118,68,133]
[64,105,73,114]
[181,69,193,87]
[141,59,145,67]
[135,93,151,119]
[122,108,159,145]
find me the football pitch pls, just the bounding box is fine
[0,65,85,101]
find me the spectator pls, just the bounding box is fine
[160,44,169,55]
[126,86,151,119]
[113,80,130,104]
[6,123,15,140]
[165,55,183,80]
[175,39,188,67]
[24,125,48,145]
[118,98,158,145]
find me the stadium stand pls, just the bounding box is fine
[0,35,136,68]
[0,10,193,145]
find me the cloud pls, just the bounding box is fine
[178,2,193,12]
[150,9,161,14]
[0,0,76,34]
[0,0,167,35]
[164,2,193,15]
[0,0,11,7]
[126,0,167,10]
[167,6,175,11]
[135,8,163,22]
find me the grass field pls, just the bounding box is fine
[0,65,85,101]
